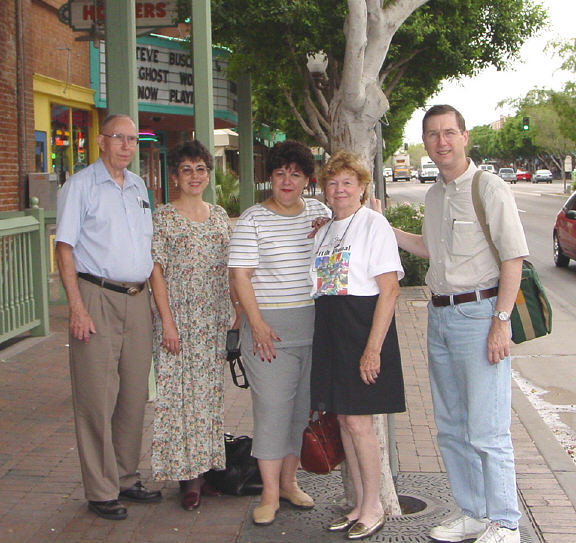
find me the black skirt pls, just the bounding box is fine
[311,295,406,415]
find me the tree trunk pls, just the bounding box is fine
[339,415,401,516]
[318,0,430,516]
[328,85,389,173]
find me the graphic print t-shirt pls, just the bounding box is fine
[310,206,404,298]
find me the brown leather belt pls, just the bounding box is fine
[431,286,499,307]
[78,272,145,296]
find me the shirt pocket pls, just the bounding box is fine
[451,220,479,256]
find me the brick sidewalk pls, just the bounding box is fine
[0,289,575,542]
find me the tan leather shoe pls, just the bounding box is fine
[347,515,386,540]
[279,487,314,509]
[252,503,279,526]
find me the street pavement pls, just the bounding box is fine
[1,287,575,542]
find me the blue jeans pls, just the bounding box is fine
[427,297,521,529]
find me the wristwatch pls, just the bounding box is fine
[492,310,510,321]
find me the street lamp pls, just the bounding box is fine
[306,51,329,89]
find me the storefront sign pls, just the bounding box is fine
[58,0,178,31]
[97,40,232,109]
[97,42,195,105]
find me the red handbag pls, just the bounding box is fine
[300,411,345,474]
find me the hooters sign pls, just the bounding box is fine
[58,0,179,31]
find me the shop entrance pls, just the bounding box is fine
[139,132,166,208]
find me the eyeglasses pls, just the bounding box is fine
[101,133,140,146]
[178,165,210,176]
[423,129,463,142]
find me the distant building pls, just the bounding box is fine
[490,115,509,131]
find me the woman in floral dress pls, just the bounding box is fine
[149,140,240,510]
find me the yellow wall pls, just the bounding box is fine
[33,74,99,172]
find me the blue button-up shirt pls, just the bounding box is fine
[56,158,153,282]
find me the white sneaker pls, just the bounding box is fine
[429,514,489,542]
[475,523,521,543]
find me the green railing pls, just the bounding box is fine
[0,205,50,344]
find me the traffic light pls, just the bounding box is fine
[522,116,530,131]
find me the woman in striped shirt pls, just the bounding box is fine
[228,140,330,526]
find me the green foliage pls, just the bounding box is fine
[215,169,240,217]
[495,115,537,161]
[548,39,576,144]
[495,88,576,170]
[468,124,498,163]
[207,0,546,146]
[384,203,429,287]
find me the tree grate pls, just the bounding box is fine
[237,471,537,543]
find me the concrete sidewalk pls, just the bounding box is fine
[0,288,575,542]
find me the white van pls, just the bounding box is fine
[479,164,496,173]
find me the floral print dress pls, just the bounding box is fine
[151,203,231,481]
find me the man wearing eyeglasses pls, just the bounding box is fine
[393,105,527,543]
[55,113,161,521]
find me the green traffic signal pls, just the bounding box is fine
[522,116,530,130]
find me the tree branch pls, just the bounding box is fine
[340,0,368,111]
[380,46,427,86]
[282,89,316,137]
[305,87,331,132]
[383,62,408,96]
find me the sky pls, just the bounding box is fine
[402,0,576,144]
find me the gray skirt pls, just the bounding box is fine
[240,306,314,459]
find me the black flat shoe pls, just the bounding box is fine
[88,500,127,520]
[119,481,162,503]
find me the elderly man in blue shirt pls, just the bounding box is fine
[56,113,161,520]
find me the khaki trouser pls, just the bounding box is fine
[69,278,152,501]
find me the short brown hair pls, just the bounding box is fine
[168,140,214,174]
[318,150,371,205]
[422,104,466,134]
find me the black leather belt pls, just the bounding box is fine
[78,272,145,296]
[431,287,499,307]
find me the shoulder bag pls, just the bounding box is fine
[471,170,552,343]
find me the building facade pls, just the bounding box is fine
[2,0,246,212]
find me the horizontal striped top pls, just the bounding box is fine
[228,199,331,309]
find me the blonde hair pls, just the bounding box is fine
[318,150,371,204]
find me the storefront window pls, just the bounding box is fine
[50,104,90,183]
[72,109,89,172]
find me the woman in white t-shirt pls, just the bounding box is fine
[310,151,406,540]
[228,141,330,527]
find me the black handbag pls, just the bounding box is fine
[204,434,262,495]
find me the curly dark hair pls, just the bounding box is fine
[266,140,315,178]
[167,140,214,174]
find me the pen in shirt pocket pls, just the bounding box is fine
[452,219,473,228]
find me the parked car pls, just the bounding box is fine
[498,167,517,184]
[533,169,553,183]
[383,167,393,179]
[479,164,496,173]
[516,170,532,182]
[553,192,576,267]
